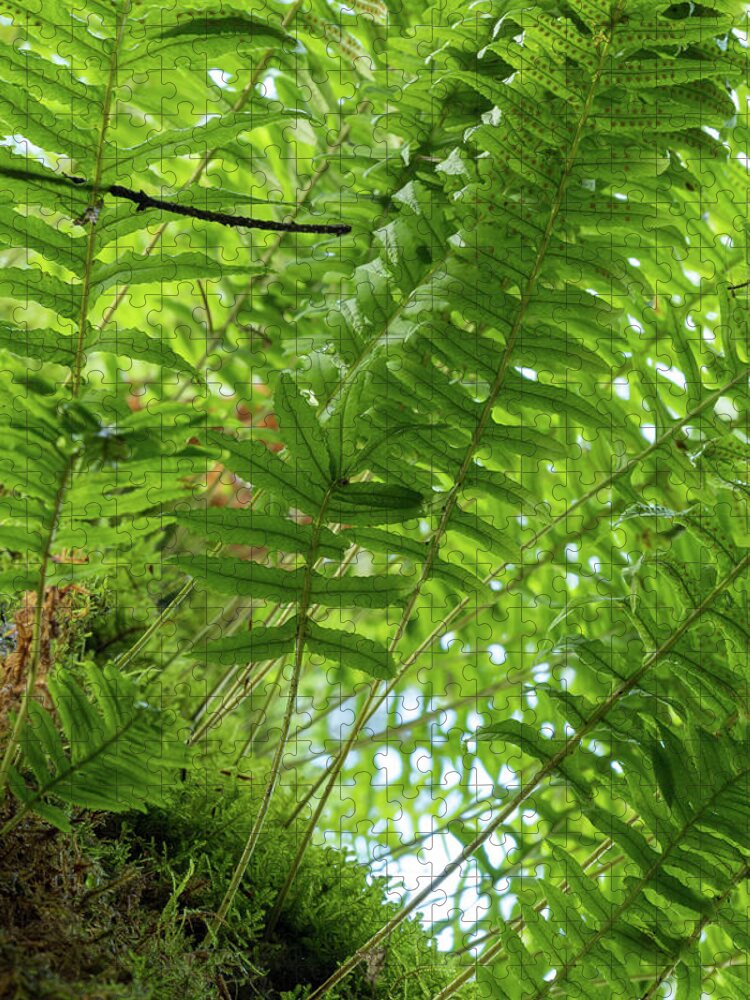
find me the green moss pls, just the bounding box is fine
[0,773,473,1000]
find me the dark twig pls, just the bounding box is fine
[106,184,350,234]
[0,166,351,235]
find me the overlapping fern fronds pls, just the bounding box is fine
[0,0,750,998]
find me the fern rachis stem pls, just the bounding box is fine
[205,483,335,942]
[97,0,306,336]
[188,518,361,742]
[529,770,750,1000]
[388,29,614,655]
[434,827,626,996]
[116,576,196,674]
[274,23,616,943]
[307,545,750,1000]
[271,360,749,943]
[0,702,139,837]
[284,361,749,802]
[70,3,129,397]
[0,453,77,795]
[640,862,750,1000]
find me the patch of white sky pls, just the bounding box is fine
[208,68,231,89]
[338,640,554,949]
[208,67,281,101]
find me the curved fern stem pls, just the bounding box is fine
[433,829,624,998]
[205,483,335,943]
[280,363,750,834]
[115,575,197,673]
[306,547,750,1000]
[188,516,362,743]
[233,674,279,762]
[155,595,243,683]
[117,478,240,676]
[188,649,281,745]
[0,452,77,795]
[640,862,750,1000]
[530,769,750,1000]
[70,1,130,397]
[274,171,749,935]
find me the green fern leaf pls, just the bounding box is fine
[6,663,187,833]
[305,620,396,679]
[174,509,348,560]
[274,373,335,488]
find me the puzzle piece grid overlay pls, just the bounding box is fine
[1,1,750,998]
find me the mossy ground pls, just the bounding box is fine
[0,772,471,1000]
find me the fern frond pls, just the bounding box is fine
[3,661,187,834]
